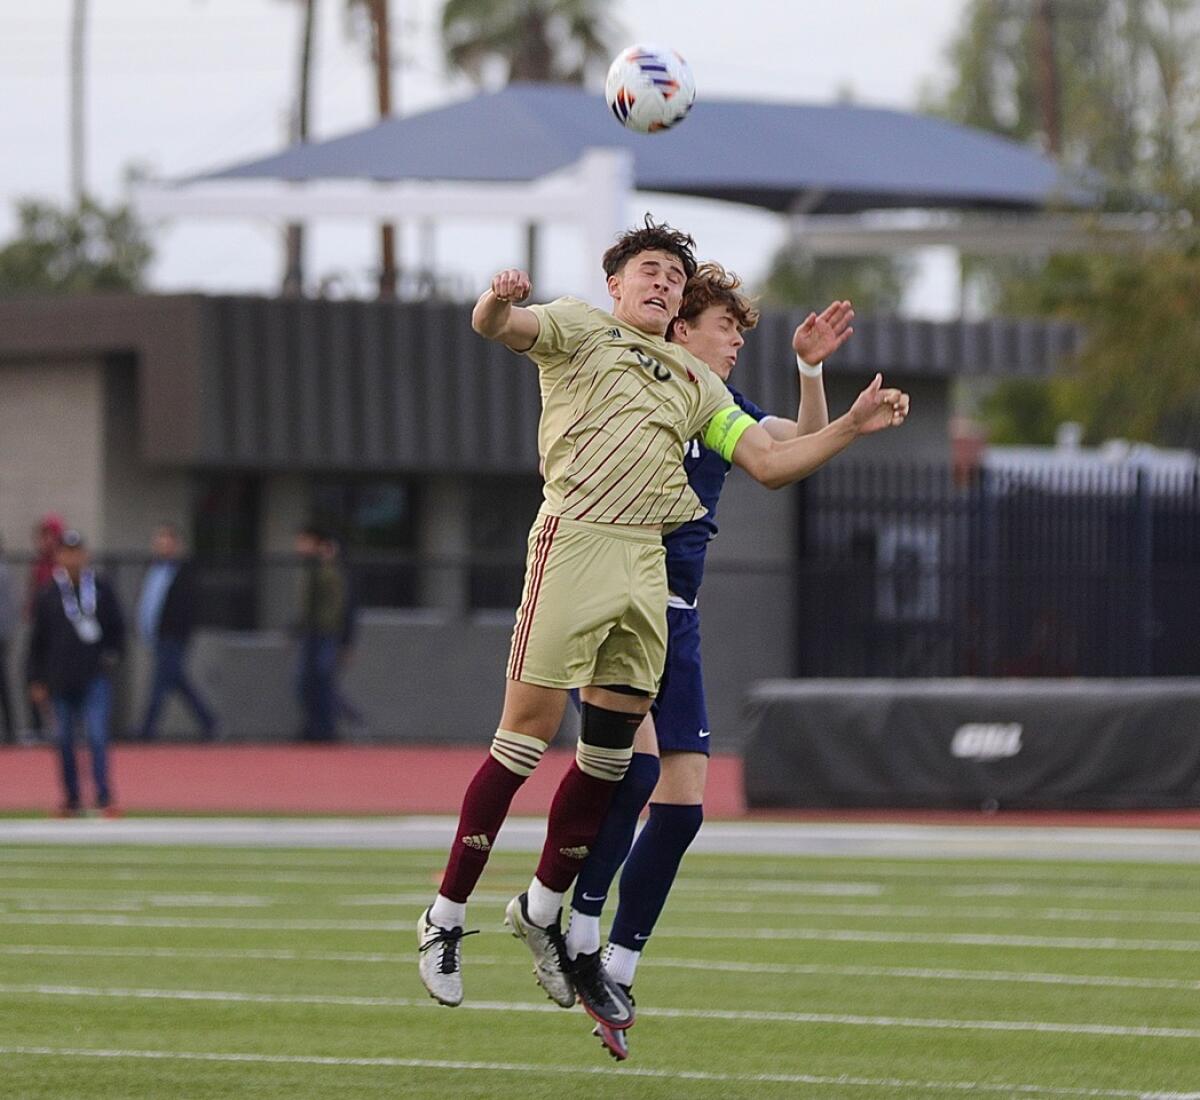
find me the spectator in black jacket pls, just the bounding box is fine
[136,524,216,742]
[27,530,126,817]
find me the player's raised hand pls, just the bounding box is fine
[848,374,910,435]
[793,300,854,366]
[490,268,532,304]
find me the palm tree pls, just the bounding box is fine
[282,0,318,297]
[441,0,620,87]
[69,0,88,204]
[345,0,399,298]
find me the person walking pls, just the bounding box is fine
[294,526,346,742]
[27,530,126,817]
[136,524,217,742]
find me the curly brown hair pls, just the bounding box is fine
[668,261,760,338]
[601,213,698,280]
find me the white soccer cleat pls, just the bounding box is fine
[504,892,576,1008]
[417,906,477,1007]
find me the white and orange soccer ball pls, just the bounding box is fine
[604,45,695,134]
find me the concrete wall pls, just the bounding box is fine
[127,610,579,746]
[0,357,106,550]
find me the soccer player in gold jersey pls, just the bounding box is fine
[418,217,908,1033]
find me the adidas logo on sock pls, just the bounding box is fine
[558,845,590,860]
[461,834,491,851]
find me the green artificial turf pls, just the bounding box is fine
[1,843,1198,1099]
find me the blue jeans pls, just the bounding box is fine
[54,676,113,809]
[296,636,338,741]
[139,637,216,741]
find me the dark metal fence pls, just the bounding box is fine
[796,462,1200,678]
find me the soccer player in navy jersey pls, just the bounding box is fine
[564,262,852,1059]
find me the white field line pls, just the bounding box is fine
[1,912,1198,952]
[2,983,1200,1042]
[0,834,1195,878]
[0,865,1180,906]
[0,866,449,888]
[941,884,1170,901]
[6,886,1200,930]
[333,894,1200,927]
[3,943,1198,994]
[1,851,1196,902]
[2,1046,1196,1098]
[0,891,273,909]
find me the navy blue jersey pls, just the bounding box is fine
[663,385,770,604]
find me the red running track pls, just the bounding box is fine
[0,744,747,817]
[2,745,1198,826]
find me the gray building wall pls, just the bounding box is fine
[0,356,106,549]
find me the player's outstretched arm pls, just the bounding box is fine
[726,374,909,490]
[471,268,541,352]
[760,299,851,441]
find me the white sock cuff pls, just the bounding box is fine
[576,741,633,782]
[490,728,547,777]
[604,942,641,987]
[429,893,466,931]
[566,909,602,960]
[526,876,564,927]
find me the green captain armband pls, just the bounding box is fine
[702,405,757,462]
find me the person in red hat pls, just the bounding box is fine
[28,530,126,817]
[22,513,65,740]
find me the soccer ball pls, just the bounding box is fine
[605,45,695,134]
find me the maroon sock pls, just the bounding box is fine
[535,761,621,892]
[438,754,527,903]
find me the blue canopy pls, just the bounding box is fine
[196,83,1095,215]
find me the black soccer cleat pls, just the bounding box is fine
[568,950,635,1030]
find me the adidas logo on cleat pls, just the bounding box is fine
[460,834,491,852]
[558,845,590,860]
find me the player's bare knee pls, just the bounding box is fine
[632,714,659,756]
[655,751,708,804]
[499,679,568,742]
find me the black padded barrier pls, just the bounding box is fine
[743,679,1200,810]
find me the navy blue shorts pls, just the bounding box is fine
[651,606,710,756]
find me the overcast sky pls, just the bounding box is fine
[0,0,970,313]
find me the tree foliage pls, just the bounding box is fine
[928,0,1200,447]
[929,0,1200,203]
[0,198,153,296]
[759,248,912,317]
[440,0,621,87]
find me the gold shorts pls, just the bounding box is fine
[506,513,667,694]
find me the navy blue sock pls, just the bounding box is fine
[570,752,660,917]
[609,802,703,951]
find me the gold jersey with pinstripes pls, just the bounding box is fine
[525,297,734,527]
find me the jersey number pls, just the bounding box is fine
[634,347,671,383]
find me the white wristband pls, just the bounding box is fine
[796,354,823,378]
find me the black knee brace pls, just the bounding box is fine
[577,702,642,781]
[580,702,644,749]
